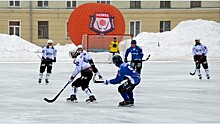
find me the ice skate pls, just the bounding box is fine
[118,101,132,107]
[45,79,49,84]
[206,74,210,79]
[198,74,202,80]
[129,99,134,106]
[38,79,42,83]
[66,95,78,103]
[86,95,96,103]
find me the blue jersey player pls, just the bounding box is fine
[124,40,144,74]
[103,55,141,107]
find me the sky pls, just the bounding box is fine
[0,19,219,62]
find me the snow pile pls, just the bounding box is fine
[134,19,220,61]
[54,43,77,62]
[0,34,77,62]
[0,19,219,62]
[0,34,42,62]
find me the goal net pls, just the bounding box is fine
[82,34,133,63]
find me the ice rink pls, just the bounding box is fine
[0,61,220,123]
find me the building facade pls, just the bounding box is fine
[0,1,219,46]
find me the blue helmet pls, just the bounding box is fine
[112,55,123,67]
[131,40,137,44]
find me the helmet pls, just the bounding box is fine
[195,38,200,41]
[77,45,83,49]
[195,38,201,44]
[112,55,123,67]
[47,40,53,44]
[131,40,137,44]
[69,48,80,59]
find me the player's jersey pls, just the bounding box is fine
[125,46,143,61]
[72,54,91,77]
[192,44,208,56]
[42,46,57,59]
[109,62,141,85]
[80,50,92,61]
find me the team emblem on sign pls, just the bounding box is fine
[89,12,115,34]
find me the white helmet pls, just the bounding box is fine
[195,38,201,41]
[47,40,53,44]
[77,45,83,49]
[69,48,80,59]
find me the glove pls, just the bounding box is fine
[53,57,56,63]
[68,76,75,83]
[124,58,128,63]
[103,80,110,85]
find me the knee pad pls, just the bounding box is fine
[71,78,81,87]
[41,63,46,66]
[202,61,208,69]
[130,62,135,69]
[136,63,142,69]
[118,85,125,93]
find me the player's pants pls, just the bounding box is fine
[71,68,93,91]
[118,80,139,101]
[194,55,208,69]
[130,60,142,74]
[39,60,53,74]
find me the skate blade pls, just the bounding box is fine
[86,100,97,103]
[66,100,78,103]
[118,104,133,107]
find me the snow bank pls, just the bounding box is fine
[134,19,220,61]
[0,19,219,62]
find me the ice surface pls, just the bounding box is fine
[0,62,220,123]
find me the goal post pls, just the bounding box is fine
[82,34,133,53]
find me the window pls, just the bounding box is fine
[97,0,110,4]
[9,21,21,36]
[160,21,170,32]
[38,21,49,39]
[190,1,201,8]
[130,1,141,9]
[130,21,141,36]
[9,0,20,7]
[160,1,171,8]
[66,21,69,38]
[67,1,76,8]
[38,1,48,7]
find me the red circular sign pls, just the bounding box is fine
[68,3,125,46]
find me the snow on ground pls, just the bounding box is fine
[0,19,220,62]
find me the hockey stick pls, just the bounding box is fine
[44,82,70,103]
[127,54,151,62]
[37,54,42,60]
[94,80,104,83]
[189,56,203,76]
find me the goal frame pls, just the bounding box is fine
[82,34,133,52]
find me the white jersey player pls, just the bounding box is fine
[66,48,96,103]
[69,45,103,80]
[192,38,210,79]
[38,40,57,84]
